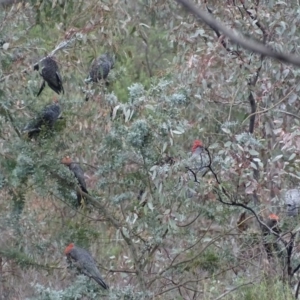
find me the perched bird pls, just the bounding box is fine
[284,189,300,216]
[174,140,205,199]
[85,53,114,84]
[261,213,281,259]
[23,101,61,138]
[65,243,109,290]
[61,156,88,207]
[189,139,206,174]
[191,140,204,158]
[262,214,281,234]
[34,56,64,96]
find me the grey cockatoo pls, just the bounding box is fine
[23,101,61,138]
[85,53,114,83]
[65,243,109,289]
[61,156,89,207]
[34,56,64,96]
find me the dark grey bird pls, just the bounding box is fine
[34,56,64,96]
[61,156,89,207]
[23,101,61,138]
[261,214,281,259]
[65,243,109,289]
[85,53,114,84]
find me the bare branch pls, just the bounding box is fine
[215,281,254,300]
[175,0,300,66]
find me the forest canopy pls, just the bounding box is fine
[1,0,300,299]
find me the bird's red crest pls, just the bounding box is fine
[192,140,203,153]
[53,96,59,104]
[268,213,279,221]
[64,243,75,254]
[61,156,72,165]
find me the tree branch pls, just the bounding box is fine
[175,0,300,66]
[215,281,254,300]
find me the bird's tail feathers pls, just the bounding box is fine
[91,276,109,290]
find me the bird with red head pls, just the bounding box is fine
[65,243,109,290]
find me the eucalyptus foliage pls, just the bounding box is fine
[1,0,300,299]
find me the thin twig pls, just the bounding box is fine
[214,281,254,300]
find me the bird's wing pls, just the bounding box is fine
[55,71,64,94]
